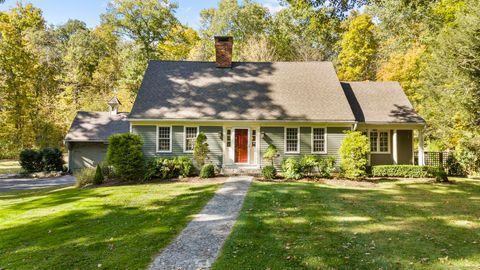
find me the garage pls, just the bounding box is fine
[64,103,129,172]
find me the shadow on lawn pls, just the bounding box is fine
[215,180,480,269]
[0,184,218,269]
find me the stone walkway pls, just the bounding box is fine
[0,175,76,192]
[149,176,253,270]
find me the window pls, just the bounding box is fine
[226,129,231,147]
[285,128,299,153]
[251,130,256,147]
[369,130,378,152]
[157,126,171,152]
[184,127,198,152]
[369,129,389,153]
[312,127,326,153]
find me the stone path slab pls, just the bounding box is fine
[149,176,253,270]
[0,175,75,192]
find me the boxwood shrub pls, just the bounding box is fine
[200,164,215,178]
[261,165,276,180]
[372,165,443,178]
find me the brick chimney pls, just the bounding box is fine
[215,36,233,68]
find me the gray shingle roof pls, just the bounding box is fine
[129,61,356,122]
[65,112,129,142]
[341,81,425,124]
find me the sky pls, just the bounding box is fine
[0,0,284,29]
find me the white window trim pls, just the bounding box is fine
[369,129,391,154]
[311,127,328,154]
[183,126,199,153]
[156,125,172,153]
[284,127,300,154]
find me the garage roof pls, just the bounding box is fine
[65,112,129,142]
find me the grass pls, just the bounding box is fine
[214,178,480,269]
[0,160,21,174]
[0,182,220,269]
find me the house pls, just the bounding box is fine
[65,36,426,172]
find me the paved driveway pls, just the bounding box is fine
[0,175,76,192]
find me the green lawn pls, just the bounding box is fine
[0,182,220,270]
[214,178,480,270]
[0,160,21,174]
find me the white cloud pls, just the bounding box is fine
[262,0,285,14]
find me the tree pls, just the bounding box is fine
[337,13,377,81]
[193,132,209,167]
[339,131,370,179]
[420,0,480,172]
[192,0,271,61]
[262,144,278,166]
[102,0,180,59]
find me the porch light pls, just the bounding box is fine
[218,131,223,140]
[261,131,266,139]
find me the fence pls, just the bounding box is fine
[414,151,452,167]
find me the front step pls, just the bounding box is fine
[221,166,261,176]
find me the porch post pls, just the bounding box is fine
[418,129,425,166]
[392,129,398,165]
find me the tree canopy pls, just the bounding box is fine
[0,0,478,173]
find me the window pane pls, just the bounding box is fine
[185,127,197,151]
[312,128,325,152]
[158,127,171,151]
[379,131,389,152]
[370,131,378,152]
[252,130,256,147]
[227,129,231,147]
[286,128,298,152]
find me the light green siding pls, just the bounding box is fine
[200,126,223,166]
[260,126,349,169]
[132,125,223,167]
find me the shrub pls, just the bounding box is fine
[446,154,465,176]
[19,149,43,173]
[177,156,194,177]
[107,133,145,181]
[93,165,104,185]
[100,161,115,180]
[144,156,194,180]
[200,164,215,178]
[263,144,278,166]
[372,165,445,178]
[339,131,370,179]
[282,158,303,179]
[262,165,277,179]
[318,156,336,178]
[40,147,64,172]
[193,132,209,167]
[75,168,96,187]
[300,155,318,176]
[435,170,449,182]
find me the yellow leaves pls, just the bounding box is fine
[376,43,426,105]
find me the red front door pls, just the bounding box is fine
[235,129,249,163]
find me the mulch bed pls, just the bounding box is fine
[255,177,438,188]
[96,176,229,187]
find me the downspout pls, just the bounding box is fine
[352,121,358,131]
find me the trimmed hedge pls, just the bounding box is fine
[372,165,443,178]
